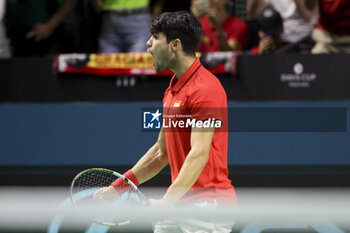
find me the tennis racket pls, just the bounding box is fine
[70,168,148,227]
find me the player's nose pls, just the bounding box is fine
[146,37,152,48]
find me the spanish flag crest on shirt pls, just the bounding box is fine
[173,101,181,107]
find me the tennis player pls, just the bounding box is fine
[94,11,236,232]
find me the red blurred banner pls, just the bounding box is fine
[56,52,239,76]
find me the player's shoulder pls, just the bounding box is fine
[190,66,226,96]
[197,66,223,86]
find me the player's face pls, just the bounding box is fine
[146,33,175,73]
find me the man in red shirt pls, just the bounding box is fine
[191,0,249,52]
[312,0,350,53]
[95,11,235,232]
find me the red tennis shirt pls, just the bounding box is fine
[162,58,236,206]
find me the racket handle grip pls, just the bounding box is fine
[111,170,139,194]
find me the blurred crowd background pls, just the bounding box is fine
[1,0,349,58]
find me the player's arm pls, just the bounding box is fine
[131,127,169,184]
[151,126,215,206]
[94,128,168,199]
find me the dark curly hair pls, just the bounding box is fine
[150,11,202,56]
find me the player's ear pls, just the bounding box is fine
[171,39,181,51]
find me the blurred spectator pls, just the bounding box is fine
[73,0,101,53]
[5,0,76,56]
[246,0,318,44]
[311,0,350,54]
[0,0,11,58]
[91,0,151,53]
[192,0,249,52]
[151,0,191,18]
[249,8,285,55]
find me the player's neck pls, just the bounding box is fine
[172,56,197,80]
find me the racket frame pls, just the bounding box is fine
[70,168,148,227]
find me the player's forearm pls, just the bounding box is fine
[162,149,209,204]
[131,142,168,184]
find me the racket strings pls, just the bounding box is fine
[70,168,148,226]
[72,170,117,199]
[72,170,142,203]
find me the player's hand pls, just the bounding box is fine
[93,185,120,201]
